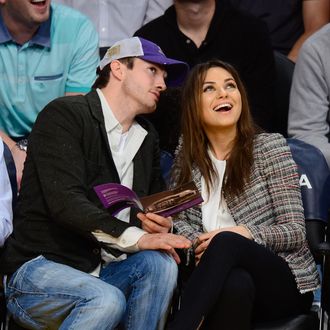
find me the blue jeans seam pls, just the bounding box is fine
[125,266,143,330]
[64,298,85,330]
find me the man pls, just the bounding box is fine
[288,23,330,168]
[56,0,173,48]
[0,0,99,186]
[0,36,190,329]
[135,0,277,136]
[0,138,12,247]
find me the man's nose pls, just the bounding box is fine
[156,75,167,91]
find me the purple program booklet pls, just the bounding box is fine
[93,181,203,218]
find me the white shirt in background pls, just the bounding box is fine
[55,0,173,47]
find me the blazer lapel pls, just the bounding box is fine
[86,91,120,182]
[132,147,148,197]
[129,146,150,227]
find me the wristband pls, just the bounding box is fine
[15,139,28,152]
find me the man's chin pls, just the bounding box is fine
[30,14,49,26]
[144,104,157,115]
[32,6,50,23]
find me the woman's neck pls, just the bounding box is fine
[206,128,237,160]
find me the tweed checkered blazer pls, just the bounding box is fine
[172,133,319,293]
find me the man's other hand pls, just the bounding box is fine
[137,212,173,233]
[137,233,191,264]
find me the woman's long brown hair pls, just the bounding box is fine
[176,60,257,198]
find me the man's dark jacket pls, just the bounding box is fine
[0,91,165,274]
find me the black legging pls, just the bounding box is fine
[168,232,313,330]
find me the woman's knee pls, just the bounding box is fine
[206,231,250,257]
[212,231,247,246]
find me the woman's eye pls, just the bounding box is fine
[225,83,237,90]
[203,85,215,92]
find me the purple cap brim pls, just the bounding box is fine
[137,37,189,87]
[141,54,189,87]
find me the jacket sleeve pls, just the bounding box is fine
[173,209,203,243]
[245,134,306,252]
[170,140,204,242]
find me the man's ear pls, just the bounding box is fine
[110,60,124,81]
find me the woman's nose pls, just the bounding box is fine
[216,87,228,98]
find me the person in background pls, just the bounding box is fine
[168,59,319,329]
[288,23,330,169]
[0,0,99,188]
[0,37,190,329]
[223,0,330,63]
[55,0,173,48]
[0,138,12,247]
[135,0,277,153]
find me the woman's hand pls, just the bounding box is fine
[194,226,252,265]
[137,212,173,234]
[194,229,221,265]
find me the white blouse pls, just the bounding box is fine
[201,151,236,232]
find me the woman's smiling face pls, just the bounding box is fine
[201,67,242,132]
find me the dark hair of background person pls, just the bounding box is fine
[93,57,135,89]
[176,59,259,198]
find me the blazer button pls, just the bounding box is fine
[93,248,100,254]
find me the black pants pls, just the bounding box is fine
[168,232,313,330]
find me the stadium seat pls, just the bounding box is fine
[273,51,295,137]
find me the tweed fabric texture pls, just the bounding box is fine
[172,133,319,293]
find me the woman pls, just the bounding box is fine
[168,60,319,329]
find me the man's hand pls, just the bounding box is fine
[137,233,191,264]
[10,145,26,191]
[137,212,173,233]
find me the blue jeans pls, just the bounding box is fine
[6,251,177,330]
